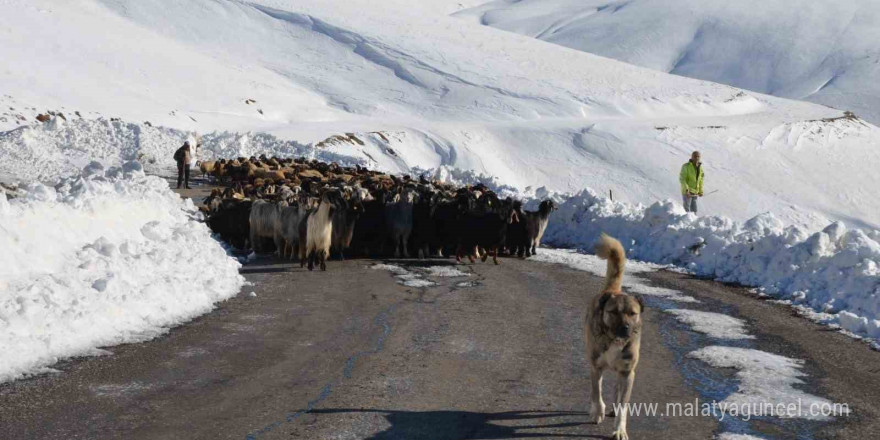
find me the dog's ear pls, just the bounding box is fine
[597,291,613,314]
[633,294,646,313]
[591,292,614,336]
[594,292,612,322]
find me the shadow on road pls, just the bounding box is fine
[306,408,603,439]
[238,265,298,274]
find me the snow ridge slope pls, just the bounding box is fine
[455,0,880,125]
[2,0,879,230]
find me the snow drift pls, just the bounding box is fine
[540,188,880,340]
[0,117,382,183]
[0,162,244,382]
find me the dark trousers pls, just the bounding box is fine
[177,163,190,188]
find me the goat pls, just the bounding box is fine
[525,200,557,256]
[386,188,416,258]
[198,160,217,176]
[429,193,464,258]
[326,190,362,260]
[458,193,518,264]
[507,200,529,257]
[350,190,387,256]
[301,196,336,271]
[207,199,252,250]
[277,201,309,260]
[249,199,283,254]
[411,188,438,258]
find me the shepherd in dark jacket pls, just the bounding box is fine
[173,141,192,189]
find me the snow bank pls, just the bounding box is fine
[0,162,244,382]
[0,117,369,183]
[541,189,880,339]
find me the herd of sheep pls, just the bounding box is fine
[198,156,556,271]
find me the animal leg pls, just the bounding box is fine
[588,365,606,424]
[250,230,258,253]
[492,247,499,265]
[320,250,327,271]
[402,234,410,258]
[612,370,635,440]
[274,236,283,257]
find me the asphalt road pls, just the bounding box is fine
[1,177,878,440]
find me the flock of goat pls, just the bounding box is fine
[198,156,556,271]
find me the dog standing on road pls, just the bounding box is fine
[585,234,644,440]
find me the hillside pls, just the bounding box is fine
[455,0,880,125]
[1,0,878,230]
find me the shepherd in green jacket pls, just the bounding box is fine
[679,151,704,213]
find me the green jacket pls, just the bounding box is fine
[679,161,704,195]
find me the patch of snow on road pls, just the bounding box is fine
[532,249,698,302]
[0,162,244,383]
[531,248,661,276]
[421,266,470,277]
[371,264,437,287]
[716,434,767,440]
[371,264,409,275]
[665,310,755,340]
[688,346,839,420]
[401,278,437,288]
[625,283,700,304]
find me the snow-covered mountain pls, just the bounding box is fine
[455,0,880,125]
[2,0,879,230]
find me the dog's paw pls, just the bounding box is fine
[611,428,629,440]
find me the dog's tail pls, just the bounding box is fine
[596,233,625,293]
